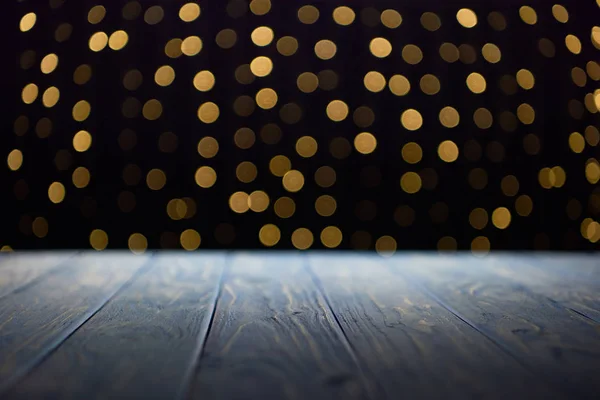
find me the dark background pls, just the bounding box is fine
[5,0,600,251]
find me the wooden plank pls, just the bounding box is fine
[189,253,371,400]
[309,254,559,400]
[398,254,600,399]
[0,252,150,394]
[3,253,225,400]
[484,254,600,323]
[0,252,77,299]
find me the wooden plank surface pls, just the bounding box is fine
[0,252,150,394]
[397,254,600,400]
[484,254,600,323]
[3,253,225,400]
[0,252,76,299]
[309,254,560,400]
[189,253,371,400]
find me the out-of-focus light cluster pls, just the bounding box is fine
[6,0,600,255]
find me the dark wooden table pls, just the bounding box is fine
[0,252,598,399]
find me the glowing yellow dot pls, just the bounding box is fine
[90,229,108,250]
[517,103,535,125]
[292,228,314,250]
[519,6,537,25]
[296,136,318,158]
[72,100,91,122]
[182,36,202,56]
[88,5,106,24]
[42,87,60,108]
[389,75,410,96]
[165,38,183,58]
[370,38,392,58]
[89,32,108,52]
[128,233,148,254]
[381,9,402,28]
[401,142,422,164]
[456,8,477,28]
[167,199,188,220]
[192,70,215,92]
[315,195,337,217]
[251,26,274,46]
[516,69,535,90]
[402,45,423,65]
[565,34,582,54]
[248,191,269,213]
[298,5,319,24]
[326,100,349,122]
[439,106,460,128]
[72,167,91,188]
[315,40,337,60]
[41,54,59,74]
[48,181,66,204]
[586,160,600,184]
[250,0,271,15]
[7,149,23,171]
[420,74,440,95]
[180,3,201,22]
[363,71,386,93]
[551,166,566,188]
[198,136,219,158]
[439,42,459,63]
[229,191,250,213]
[354,132,377,154]
[236,161,257,183]
[20,13,37,32]
[471,236,490,254]
[438,140,459,162]
[197,102,219,123]
[400,172,422,194]
[195,166,217,188]
[146,169,167,190]
[466,73,486,94]
[552,4,569,23]
[375,236,396,256]
[482,44,501,63]
[108,30,128,50]
[492,207,511,229]
[256,88,278,109]
[269,155,291,177]
[282,170,304,192]
[22,83,38,104]
[297,72,319,93]
[155,65,175,87]
[473,108,493,129]
[73,130,92,152]
[259,224,281,247]
[142,99,163,120]
[180,229,201,251]
[400,109,423,131]
[321,226,343,248]
[333,6,355,26]
[569,132,585,153]
[250,56,273,77]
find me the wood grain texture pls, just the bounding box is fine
[189,253,371,400]
[309,254,560,400]
[397,254,600,399]
[0,252,76,299]
[3,253,225,400]
[0,252,150,394]
[483,254,600,323]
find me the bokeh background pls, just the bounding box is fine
[5,0,600,252]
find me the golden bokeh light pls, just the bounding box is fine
[376,236,397,257]
[370,38,392,58]
[179,3,201,22]
[469,208,489,230]
[282,170,305,192]
[389,75,411,96]
[296,136,318,158]
[230,192,250,214]
[22,83,38,104]
[277,36,299,56]
[180,229,201,251]
[259,224,281,247]
[326,100,349,122]
[72,167,91,188]
[195,166,217,188]
[198,137,219,158]
[128,233,148,254]
[216,29,237,49]
[354,132,377,155]
[42,87,60,108]
[501,175,520,197]
[248,191,269,213]
[292,228,314,250]
[492,207,511,229]
[181,36,202,56]
[73,130,92,152]
[155,66,175,87]
[565,34,582,55]
[315,166,336,188]
[274,197,296,218]
[400,172,422,194]
[251,26,274,46]
[197,102,219,123]
[20,12,37,32]
[439,43,459,63]
[269,155,291,177]
[402,45,423,65]
[400,109,423,131]
[471,236,490,255]
[146,169,167,191]
[250,56,273,77]
[421,12,441,31]
[33,217,49,239]
[420,74,440,95]
[517,103,535,125]
[72,100,91,122]
[236,162,258,183]
[474,108,493,129]
[250,0,271,16]
[516,195,533,217]
[519,6,537,25]
[402,142,422,164]
[89,32,108,52]
[7,149,23,171]
[315,195,337,217]
[516,69,535,90]
[109,30,129,51]
[298,5,319,24]
[439,106,460,128]
[364,71,386,93]
[456,9,477,28]
[41,54,59,74]
[482,44,501,63]
[144,5,164,25]
[297,72,319,93]
[438,141,459,162]
[381,9,402,28]
[89,229,108,251]
[315,40,337,60]
[256,88,278,109]
[466,73,486,94]
[142,99,163,120]
[320,226,343,248]
[165,38,183,58]
[552,4,569,23]
[48,182,66,204]
[333,6,355,26]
